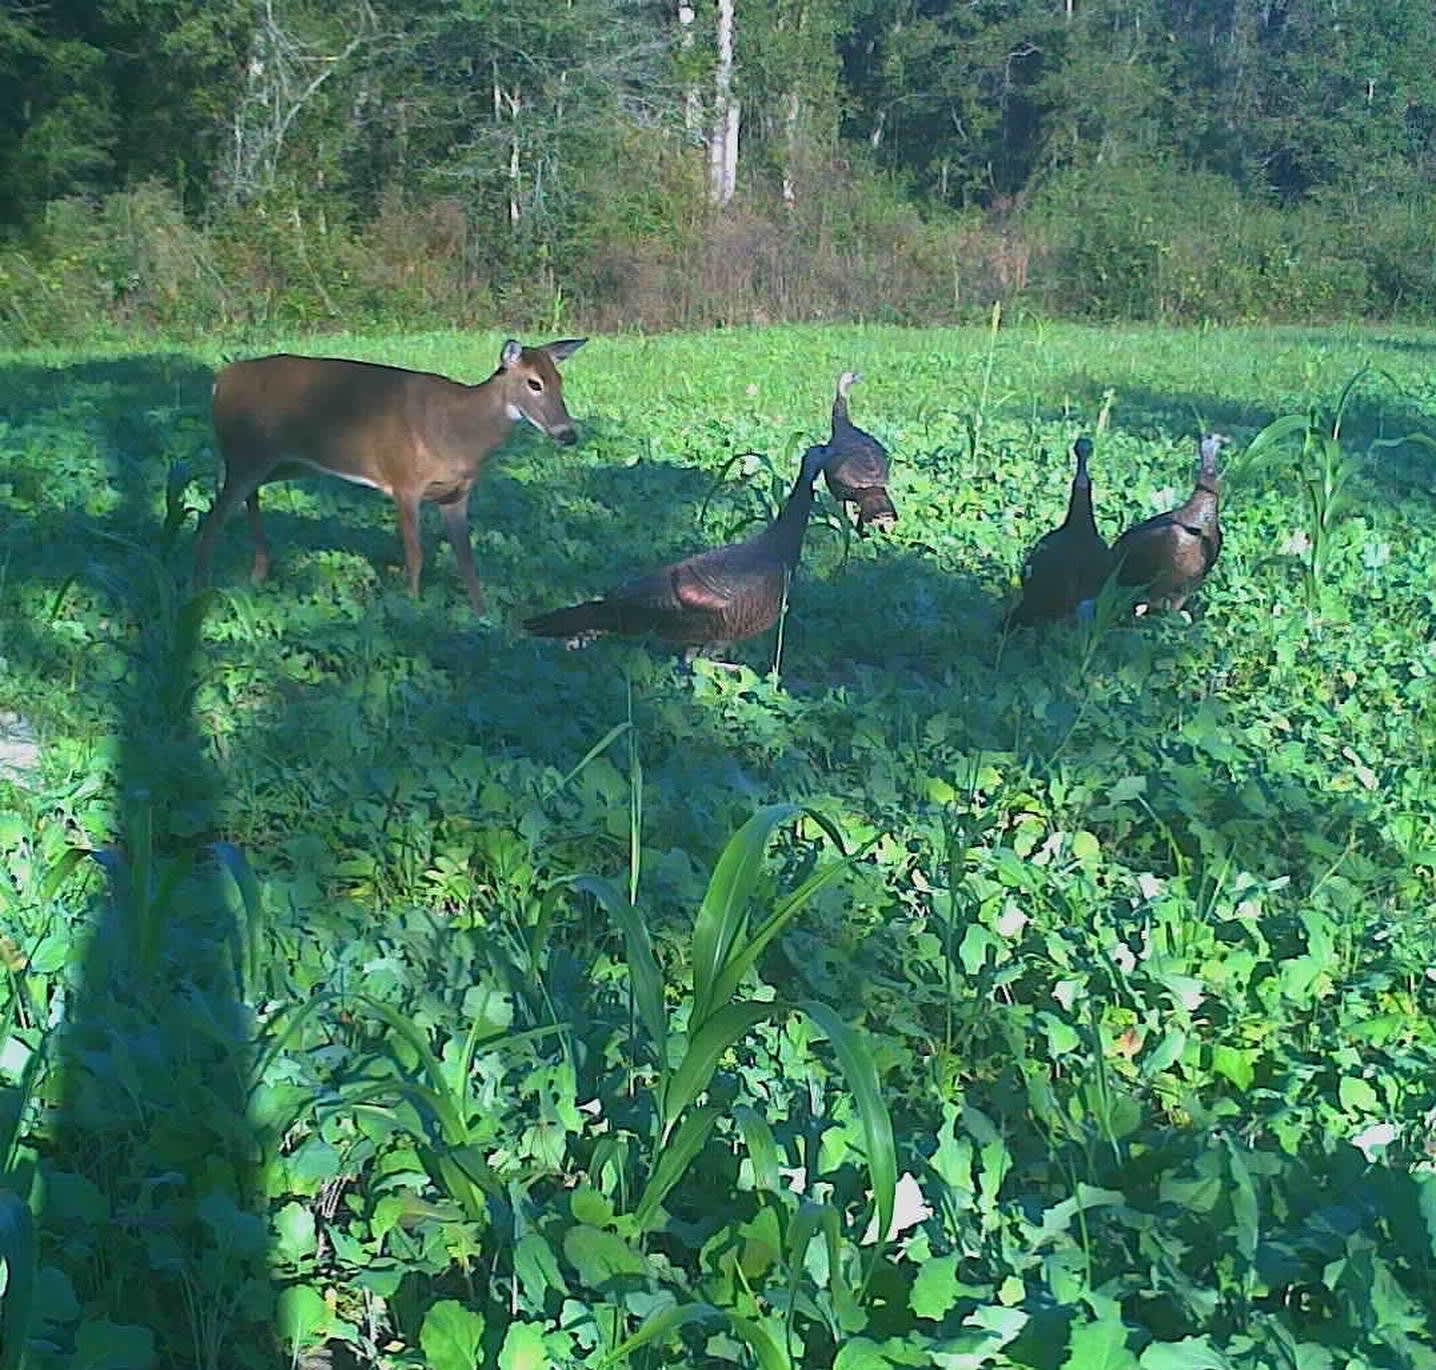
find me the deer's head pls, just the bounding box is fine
[499,337,586,445]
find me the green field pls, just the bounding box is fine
[1,322,1434,1368]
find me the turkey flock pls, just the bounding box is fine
[524,371,1228,659]
[191,338,1230,659]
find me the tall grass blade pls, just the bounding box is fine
[542,720,632,800]
[213,840,264,999]
[782,1200,825,1360]
[45,573,78,624]
[1226,412,1308,485]
[595,1301,790,1370]
[569,875,667,1061]
[38,847,89,902]
[248,994,344,1102]
[817,1200,863,1332]
[705,851,856,1013]
[733,1105,783,1195]
[782,1200,863,1350]
[627,683,642,907]
[346,995,466,1138]
[145,846,195,978]
[0,1023,44,1176]
[1330,363,1372,440]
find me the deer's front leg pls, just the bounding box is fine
[439,492,485,615]
[394,490,424,597]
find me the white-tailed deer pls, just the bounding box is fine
[192,337,587,613]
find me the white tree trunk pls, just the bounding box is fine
[508,91,522,226]
[224,0,373,202]
[723,102,740,203]
[709,0,738,204]
[678,4,701,133]
[781,90,800,205]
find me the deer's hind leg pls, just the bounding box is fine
[245,490,272,583]
[192,454,277,590]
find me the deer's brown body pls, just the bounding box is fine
[192,337,586,613]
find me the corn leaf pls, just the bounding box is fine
[634,1103,722,1234]
[797,1000,897,1254]
[690,803,800,1030]
[663,999,773,1133]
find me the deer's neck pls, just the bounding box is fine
[450,370,519,458]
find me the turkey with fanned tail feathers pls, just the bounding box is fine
[821,370,897,536]
[523,445,832,657]
[1006,435,1112,628]
[1112,432,1228,614]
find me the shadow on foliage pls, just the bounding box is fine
[0,354,273,1363]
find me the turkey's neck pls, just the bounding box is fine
[1064,477,1094,530]
[1184,482,1219,529]
[773,473,818,569]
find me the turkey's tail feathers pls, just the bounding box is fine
[522,600,618,642]
[854,486,897,534]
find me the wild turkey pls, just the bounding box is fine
[1112,433,1228,613]
[822,371,897,535]
[523,445,832,655]
[1007,435,1112,628]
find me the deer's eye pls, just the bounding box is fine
[526,378,543,393]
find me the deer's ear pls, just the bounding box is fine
[501,339,523,367]
[542,338,587,362]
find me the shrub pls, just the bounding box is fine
[1025,162,1436,323]
[3,157,1433,345]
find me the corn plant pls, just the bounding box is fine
[89,798,198,981]
[559,698,893,1355]
[1237,365,1416,612]
[254,988,569,1231]
[570,796,894,1364]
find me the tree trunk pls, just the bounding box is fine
[495,63,521,226]
[679,3,701,133]
[709,0,738,204]
[782,91,800,205]
[508,98,521,227]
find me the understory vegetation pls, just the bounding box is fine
[5,169,1436,345]
[1,322,1435,1367]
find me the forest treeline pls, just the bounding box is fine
[2,0,1435,343]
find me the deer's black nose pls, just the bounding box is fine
[556,426,578,447]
